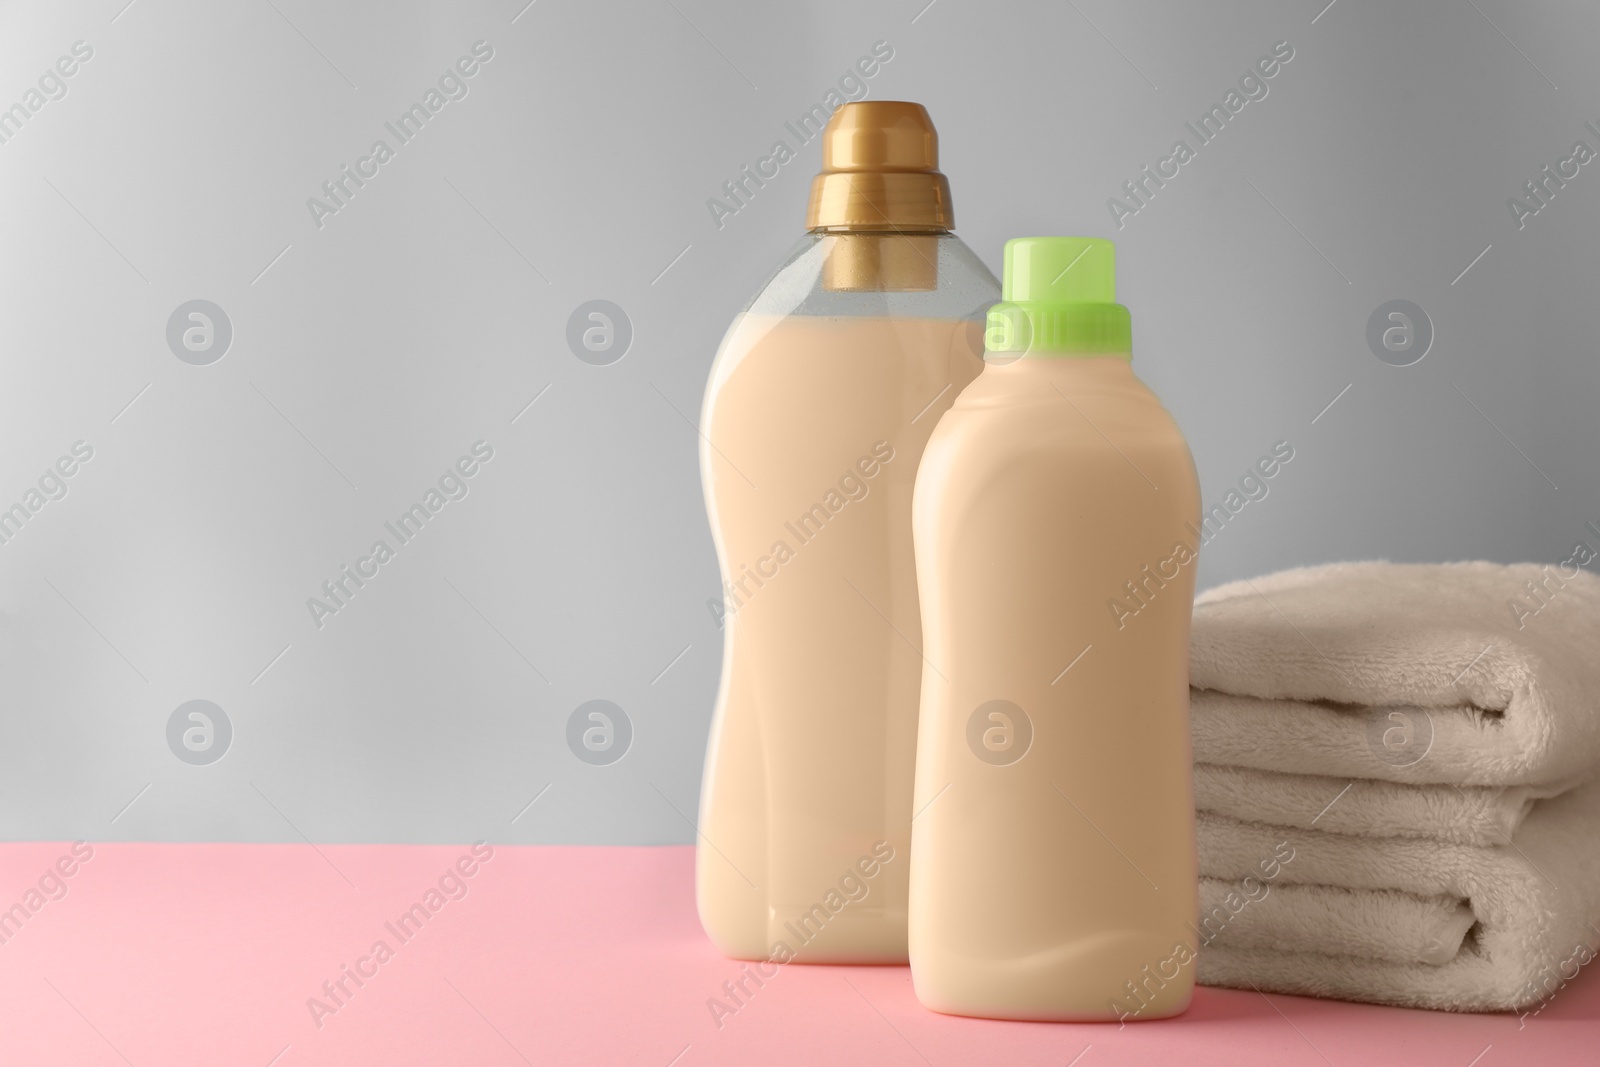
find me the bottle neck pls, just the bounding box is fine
[815,231,952,293]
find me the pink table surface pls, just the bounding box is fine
[0,842,1593,1066]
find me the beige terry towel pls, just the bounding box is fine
[1198,877,1476,966]
[1193,763,1552,847]
[1196,781,1600,1011]
[1191,561,1600,789]
[1188,562,1600,1010]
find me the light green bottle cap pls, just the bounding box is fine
[985,237,1132,358]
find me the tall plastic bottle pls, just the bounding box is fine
[909,237,1201,1018]
[696,102,999,964]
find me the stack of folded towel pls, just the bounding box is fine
[1188,560,1600,1012]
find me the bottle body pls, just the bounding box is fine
[909,357,1201,1019]
[697,233,997,963]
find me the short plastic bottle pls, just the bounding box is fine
[909,237,1202,1019]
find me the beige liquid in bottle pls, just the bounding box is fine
[699,313,983,961]
[909,238,1201,1019]
[696,103,998,963]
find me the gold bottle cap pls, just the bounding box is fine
[805,101,953,233]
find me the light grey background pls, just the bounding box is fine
[1,0,1594,844]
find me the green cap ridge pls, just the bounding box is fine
[985,237,1132,358]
